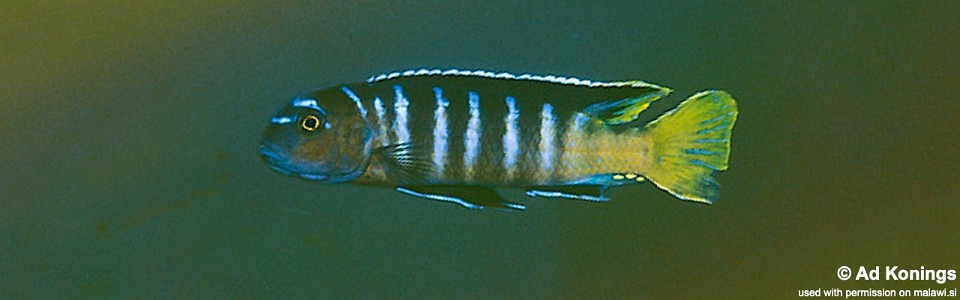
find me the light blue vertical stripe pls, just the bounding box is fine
[464,91,481,179]
[503,96,520,178]
[373,97,389,146]
[340,86,367,118]
[392,85,410,144]
[432,87,449,178]
[539,103,556,179]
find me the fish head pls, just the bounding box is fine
[259,87,374,183]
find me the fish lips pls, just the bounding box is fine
[259,142,294,175]
[258,141,333,181]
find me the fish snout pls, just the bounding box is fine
[259,141,293,175]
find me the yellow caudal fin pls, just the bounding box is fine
[642,90,738,204]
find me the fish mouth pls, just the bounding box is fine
[259,141,293,175]
[258,141,329,180]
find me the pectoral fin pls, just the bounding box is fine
[376,143,437,184]
[525,185,610,202]
[395,186,525,211]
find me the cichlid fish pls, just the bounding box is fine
[260,69,738,210]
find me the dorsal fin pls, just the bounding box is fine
[367,68,667,89]
[580,86,672,125]
[364,68,673,126]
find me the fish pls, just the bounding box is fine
[259,68,738,211]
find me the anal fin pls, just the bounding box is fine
[395,186,525,211]
[525,185,610,202]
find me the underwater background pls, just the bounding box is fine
[2,1,958,298]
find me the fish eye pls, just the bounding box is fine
[300,115,322,132]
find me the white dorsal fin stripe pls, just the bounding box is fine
[366,68,662,89]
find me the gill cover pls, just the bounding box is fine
[259,86,374,182]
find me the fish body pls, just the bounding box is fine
[260,69,738,210]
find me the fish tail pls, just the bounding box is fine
[641,90,738,204]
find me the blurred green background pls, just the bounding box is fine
[2,1,958,298]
